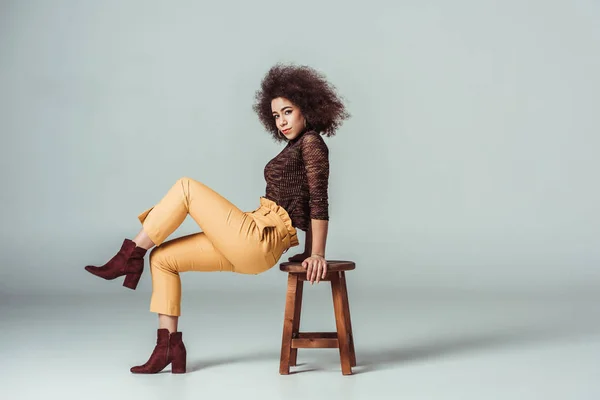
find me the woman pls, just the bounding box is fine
[84,63,350,374]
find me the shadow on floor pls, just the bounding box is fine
[185,319,600,374]
[356,319,600,373]
[188,352,332,374]
[187,350,279,372]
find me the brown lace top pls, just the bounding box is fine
[263,129,329,232]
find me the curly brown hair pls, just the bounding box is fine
[253,63,350,142]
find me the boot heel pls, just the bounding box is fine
[123,273,141,290]
[171,353,186,374]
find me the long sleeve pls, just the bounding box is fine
[300,133,329,220]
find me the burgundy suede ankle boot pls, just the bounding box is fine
[130,329,187,374]
[84,238,148,290]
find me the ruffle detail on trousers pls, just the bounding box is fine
[259,197,299,248]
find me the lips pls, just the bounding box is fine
[282,128,292,134]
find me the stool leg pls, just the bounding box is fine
[280,273,299,375]
[290,279,304,366]
[339,271,356,367]
[331,272,353,375]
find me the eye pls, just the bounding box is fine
[285,110,292,115]
[273,115,279,119]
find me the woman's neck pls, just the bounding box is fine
[288,127,310,145]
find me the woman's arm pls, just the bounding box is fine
[309,219,328,257]
[288,133,330,263]
[299,133,330,283]
[303,218,329,283]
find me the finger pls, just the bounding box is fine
[309,262,317,284]
[315,265,322,283]
[306,263,313,282]
[322,263,328,279]
[312,263,320,284]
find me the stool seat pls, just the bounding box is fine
[279,260,355,273]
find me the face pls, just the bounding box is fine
[271,97,306,141]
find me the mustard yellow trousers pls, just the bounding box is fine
[137,177,299,316]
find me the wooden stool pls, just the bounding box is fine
[279,260,357,375]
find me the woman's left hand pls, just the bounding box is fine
[302,255,328,284]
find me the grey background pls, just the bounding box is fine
[0,0,598,295]
[2,1,600,399]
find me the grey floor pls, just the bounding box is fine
[2,285,600,400]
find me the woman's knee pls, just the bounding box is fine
[175,176,201,201]
[149,247,179,275]
[176,176,197,187]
